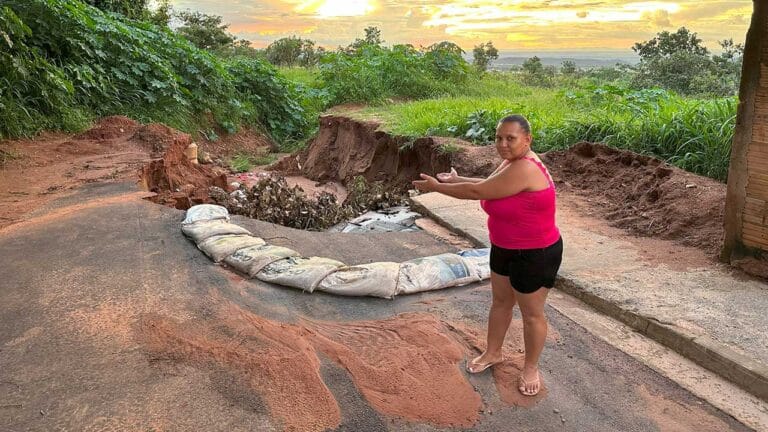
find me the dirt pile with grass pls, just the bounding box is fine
[542,142,726,257]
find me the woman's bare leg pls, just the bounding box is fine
[515,287,550,394]
[468,271,516,371]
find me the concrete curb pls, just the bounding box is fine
[555,278,768,402]
[411,197,768,402]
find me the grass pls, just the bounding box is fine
[332,75,736,181]
[277,67,320,86]
[229,152,279,172]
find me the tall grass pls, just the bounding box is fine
[348,83,736,181]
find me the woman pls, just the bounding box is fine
[412,114,562,397]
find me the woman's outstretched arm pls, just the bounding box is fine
[413,159,533,200]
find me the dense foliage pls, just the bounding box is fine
[1,0,307,146]
[265,36,324,67]
[316,30,473,105]
[631,28,743,96]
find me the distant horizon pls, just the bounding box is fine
[171,1,751,53]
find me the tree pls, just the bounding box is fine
[175,10,235,52]
[521,56,554,86]
[632,27,709,60]
[347,26,384,52]
[472,41,498,72]
[630,27,740,95]
[265,36,323,67]
[560,60,577,75]
[83,0,149,20]
[147,0,172,27]
[423,41,470,81]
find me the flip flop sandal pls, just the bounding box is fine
[466,357,503,374]
[518,372,541,396]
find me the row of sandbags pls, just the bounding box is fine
[182,205,491,299]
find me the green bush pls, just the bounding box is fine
[2,0,309,147]
[318,41,471,105]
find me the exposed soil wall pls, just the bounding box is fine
[274,115,494,188]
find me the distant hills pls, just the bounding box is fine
[463,50,639,69]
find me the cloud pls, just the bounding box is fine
[643,9,672,26]
[171,0,752,51]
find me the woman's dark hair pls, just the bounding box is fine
[498,114,531,135]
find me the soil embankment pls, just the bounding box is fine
[273,115,495,188]
[541,142,726,257]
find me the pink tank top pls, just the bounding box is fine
[480,157,560,249]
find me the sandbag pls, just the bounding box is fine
[223,244,300,277]
[182,204,229,225]
[316,262,400,299]
[182,220,252,243]
[458,248,491,280]
[256,256,345,292]
[397,253,480,295]
[197,234,265,262]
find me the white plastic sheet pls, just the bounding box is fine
[197,234,266,263]
[256,256,345,292]
[223,244,300,277]
[315,262,400,299]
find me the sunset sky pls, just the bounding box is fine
[169,0,752,54]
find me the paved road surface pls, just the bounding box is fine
[0,183,751,431]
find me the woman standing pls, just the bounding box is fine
[412,114,563,397]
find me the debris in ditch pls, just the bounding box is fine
[329,206,421,233]
[209,175,411,231]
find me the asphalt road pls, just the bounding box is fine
[0,182,751,431]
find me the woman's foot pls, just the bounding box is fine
[518,368,541,396]
[466,352,503,373]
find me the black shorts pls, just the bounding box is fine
[490,237,563,294]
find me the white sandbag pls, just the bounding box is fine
[397,253,480,295]
[316,262,400,299]
[223,244,300,277]
[182,220,252,243]
[197,234,265,262]
[255,256,345,292]
[458,248,491,280]
[182,204,229,225]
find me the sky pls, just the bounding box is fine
[168,0,753,54]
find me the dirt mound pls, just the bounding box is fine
[131,123,183,155]
[542,142,726,256]
[74,115,139,140]
[139,129,227,209]
[199,126,278,161]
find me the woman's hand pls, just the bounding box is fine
[436,167,458,183]
[412,173,440,192]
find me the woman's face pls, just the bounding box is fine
[495,121,532,160]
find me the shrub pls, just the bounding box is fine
[3,0,309,148]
